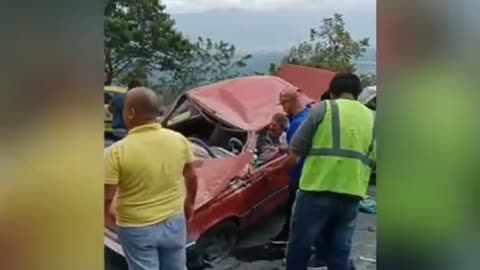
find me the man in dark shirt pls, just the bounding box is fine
[108,79,142,138]
[269,88,311,245]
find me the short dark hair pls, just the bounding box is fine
[272,113,289,130]
[328,73,362,99]
[128,79,142,90]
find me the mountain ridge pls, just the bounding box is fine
[171,7,376,53]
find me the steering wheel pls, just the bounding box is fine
[228,137,244,154]
[187,137,216,158]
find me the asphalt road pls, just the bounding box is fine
[105,187,377,270]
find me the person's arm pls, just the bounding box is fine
[273,148,301,172]
[105,185,117,218]
[289,102,327,157]
[182,136,198,221]
[104,145,120,218]
[183,163,198,221]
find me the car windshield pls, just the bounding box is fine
[164,97,248,158]
[167,99,199,126]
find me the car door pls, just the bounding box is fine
[239,154,290,227]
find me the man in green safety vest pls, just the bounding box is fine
[283,73,376,270]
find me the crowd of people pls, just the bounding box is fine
[104,73,376,270]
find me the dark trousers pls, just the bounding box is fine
[286,191,359,270]
[278,183,298,238]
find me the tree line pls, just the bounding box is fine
[105,0,376,104]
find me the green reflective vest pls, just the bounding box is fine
[299,99,376,198]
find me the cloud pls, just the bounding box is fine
[162,0,375,13]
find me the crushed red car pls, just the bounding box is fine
[104,71,334,268]
[277,64,335,100]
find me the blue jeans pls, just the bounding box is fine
[118,214,187,270]
[286,191,359,270]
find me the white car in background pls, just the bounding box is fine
[359,85,376,110]
[359,85,377,182]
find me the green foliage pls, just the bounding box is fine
[117,59,149,86]
[268,63,280,75]
[105,0,250,102]
[104,0,192,85]
[270,13,370,74]
[155,37,251,103]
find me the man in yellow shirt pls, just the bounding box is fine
[104,87,198,270]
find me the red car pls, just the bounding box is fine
[104,74,330,268]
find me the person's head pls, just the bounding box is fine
[279,87,304,116]
[127,79,142,90]
[123,87,159,130]
[328,73,363,100]
[269,113,289,137]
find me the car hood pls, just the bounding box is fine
[187,76,312,131]
[193,151,254,209]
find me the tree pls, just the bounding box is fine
[270,13,370,76]
[155,37,251,103]
[117,59,150,86]
[104,0,192,85]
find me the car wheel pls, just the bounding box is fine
[195,220,239,265]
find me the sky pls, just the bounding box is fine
[163,0,375,14]
[162,0,376,51]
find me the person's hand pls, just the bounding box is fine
[184,203,195,222]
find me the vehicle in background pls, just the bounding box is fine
[359,85,377,110]
[104,75,324,268]
[104,85,127,146]
[359,85,377,183]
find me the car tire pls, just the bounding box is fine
[194,220,239,266]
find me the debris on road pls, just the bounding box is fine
[356,226,376,232]
[359,256,376,263]
[359,197,377,214]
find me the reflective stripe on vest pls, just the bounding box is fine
[308,100,376,168]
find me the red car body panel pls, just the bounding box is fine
[277,64,335,101]
[104,73,333,257]
[187,75,312,131]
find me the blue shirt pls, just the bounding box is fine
[286,107,311,188]
[111,93,126,129]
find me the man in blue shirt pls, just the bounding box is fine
[269,88,311,245]
[108,79,142,138]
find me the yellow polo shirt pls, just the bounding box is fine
[104,123,194,227]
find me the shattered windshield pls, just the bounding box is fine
[166,99,200,126]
